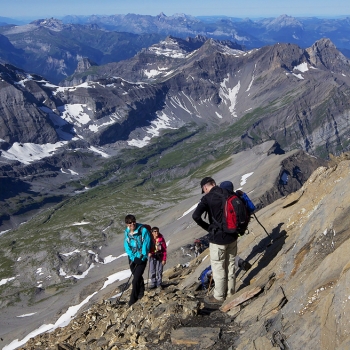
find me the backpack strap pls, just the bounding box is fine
[127,225,145,254]
[207,189,227,231]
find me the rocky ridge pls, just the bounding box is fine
[2,37,350,158]
[12,154,350,350]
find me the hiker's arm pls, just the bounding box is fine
[192,200,210,231]
[123,232,133,259]
[161,237,167,263]
[141,227,151,261]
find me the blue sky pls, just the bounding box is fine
[1,0,350,19]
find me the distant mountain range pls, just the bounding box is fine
[0,18,164,84]
[1,36,349,157]
[1,15,350,84]
[59,13,350,53]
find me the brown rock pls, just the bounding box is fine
[220,287,262,312]
[171,327,221,348]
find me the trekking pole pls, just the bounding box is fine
[146,260,150,289]
[115,264,137,306]
[207,274,213,296]
[253,213,273,244]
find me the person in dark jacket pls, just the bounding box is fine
[148,226,167,289]
[124,214,151,306]
[192,177,237,305]
[219,181,252,272]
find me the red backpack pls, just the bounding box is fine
[212,191,250,237]
[140,224,152,234]
[225,193,250,235]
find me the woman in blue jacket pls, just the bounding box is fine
[124,214,151,306]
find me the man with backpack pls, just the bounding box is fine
[219,181,252,272]
[124,214,151,306]
[192,177,238,305]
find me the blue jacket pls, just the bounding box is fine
[124,223,151,262]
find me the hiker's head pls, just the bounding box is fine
[219,180,234,192]
[200,177,216,194]
[151,227,160,238]
[125,214,136,228]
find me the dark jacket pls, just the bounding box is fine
[192,186,237,245]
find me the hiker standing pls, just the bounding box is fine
[148,226,167,289]
[194,239,204,257]
[192,177,237,305]
[124,214,151,306]
[219,181,252,272]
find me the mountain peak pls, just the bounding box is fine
[31,18,64,31]
[266,14,303,30]
[307,37,350,70]
[312,37,336,49]
[74,58,98,74]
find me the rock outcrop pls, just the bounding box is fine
[14,156,350,349]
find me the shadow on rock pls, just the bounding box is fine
[238,223,287,290]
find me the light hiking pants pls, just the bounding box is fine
[149,256,164,287]
[209,240,237,301]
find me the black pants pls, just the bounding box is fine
[128,258,146,306]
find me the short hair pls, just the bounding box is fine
[125,214,136,224]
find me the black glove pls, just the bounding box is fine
[133,257,144,265]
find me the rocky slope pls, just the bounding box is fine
[8,153,350,350]
[0,141,325,348]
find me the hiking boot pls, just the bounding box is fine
[241,260,252,271]
[204,295,223,305]
[148,285,156,290]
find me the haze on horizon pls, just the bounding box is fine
[1,0,350,20]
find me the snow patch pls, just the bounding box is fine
[178,203,199,220]
[292,73,304,80]
[17,313,37,318]
[89,146,110,158]
[1,141,68,165]
[219,75,240,117]
[293,62,309,73]
[0,277,16,286]
[127,111,177,148]
[240,172,254,186]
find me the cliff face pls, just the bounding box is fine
[3,38,350,159]
[13,155,350,350]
